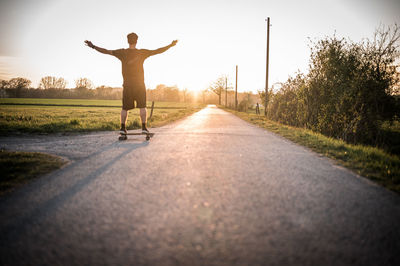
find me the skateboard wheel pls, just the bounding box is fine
[146,135,150,141]
[119,136,127,141]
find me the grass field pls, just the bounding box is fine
[225,108,400,194]
[0,149,66,195]
[0,98,205,195]
[0,98,205,134]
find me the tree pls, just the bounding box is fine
[7,77,31,89]
[95,85,114,99]
[39,76,67,90]
[182,88,188,103]
[365,24,400,96]
[268,74,306,126]
[163,86,180,102]
[305,25,399,144]
[258,88,272,114]
[8,77,31,97]
[201,89,207,104]
[267,24,399,146]
[155,84,166,101]
[0,80,7,89]
[208,75,227,105]
[75,77,94,90]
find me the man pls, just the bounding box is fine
[84,33,177,134]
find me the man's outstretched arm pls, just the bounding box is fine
[148,40,178,56]
[84,40,113,55]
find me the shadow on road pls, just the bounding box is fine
[0,140,149,244]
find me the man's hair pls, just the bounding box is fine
[127,32,138,44]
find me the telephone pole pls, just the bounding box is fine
[235,65,238,110]
[265,17,270,116]
[225,76,228,107]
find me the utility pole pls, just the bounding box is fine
[235,65,238,110]
[265,17,270,116]
[225,76,228,107]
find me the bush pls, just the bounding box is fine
[267,25,400,151]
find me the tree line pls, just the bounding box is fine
[1,74,263,105]
[0,77,205,102]
[259,24,400,152]
[0,77,122,99]
[207,75,262,111]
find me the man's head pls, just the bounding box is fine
[127,32,138,45]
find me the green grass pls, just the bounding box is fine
[0,149,66,195]
[0,99,205,134]
[381,120,400,156]
[225,109,400,194]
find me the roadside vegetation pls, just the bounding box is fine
[0,149,66,196]
[224,25,400,193]
[257,24,400,156]
[0,99,205,134]
[225,109,400,193]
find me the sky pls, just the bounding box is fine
[0,0,399,93]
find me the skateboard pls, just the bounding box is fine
[119,131,155,141]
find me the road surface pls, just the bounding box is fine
[1,105,399,265]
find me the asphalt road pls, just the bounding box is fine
[1,105,399,266]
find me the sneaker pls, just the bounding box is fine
[142,127,150,134]
[119,127,127,134]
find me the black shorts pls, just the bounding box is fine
[122,85,146,110]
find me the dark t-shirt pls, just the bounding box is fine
[112,48,156,88]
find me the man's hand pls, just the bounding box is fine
[170,40,178,47]
[84,40,95,49]
[85,41,112,55]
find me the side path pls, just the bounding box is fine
[0,106,399,266]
